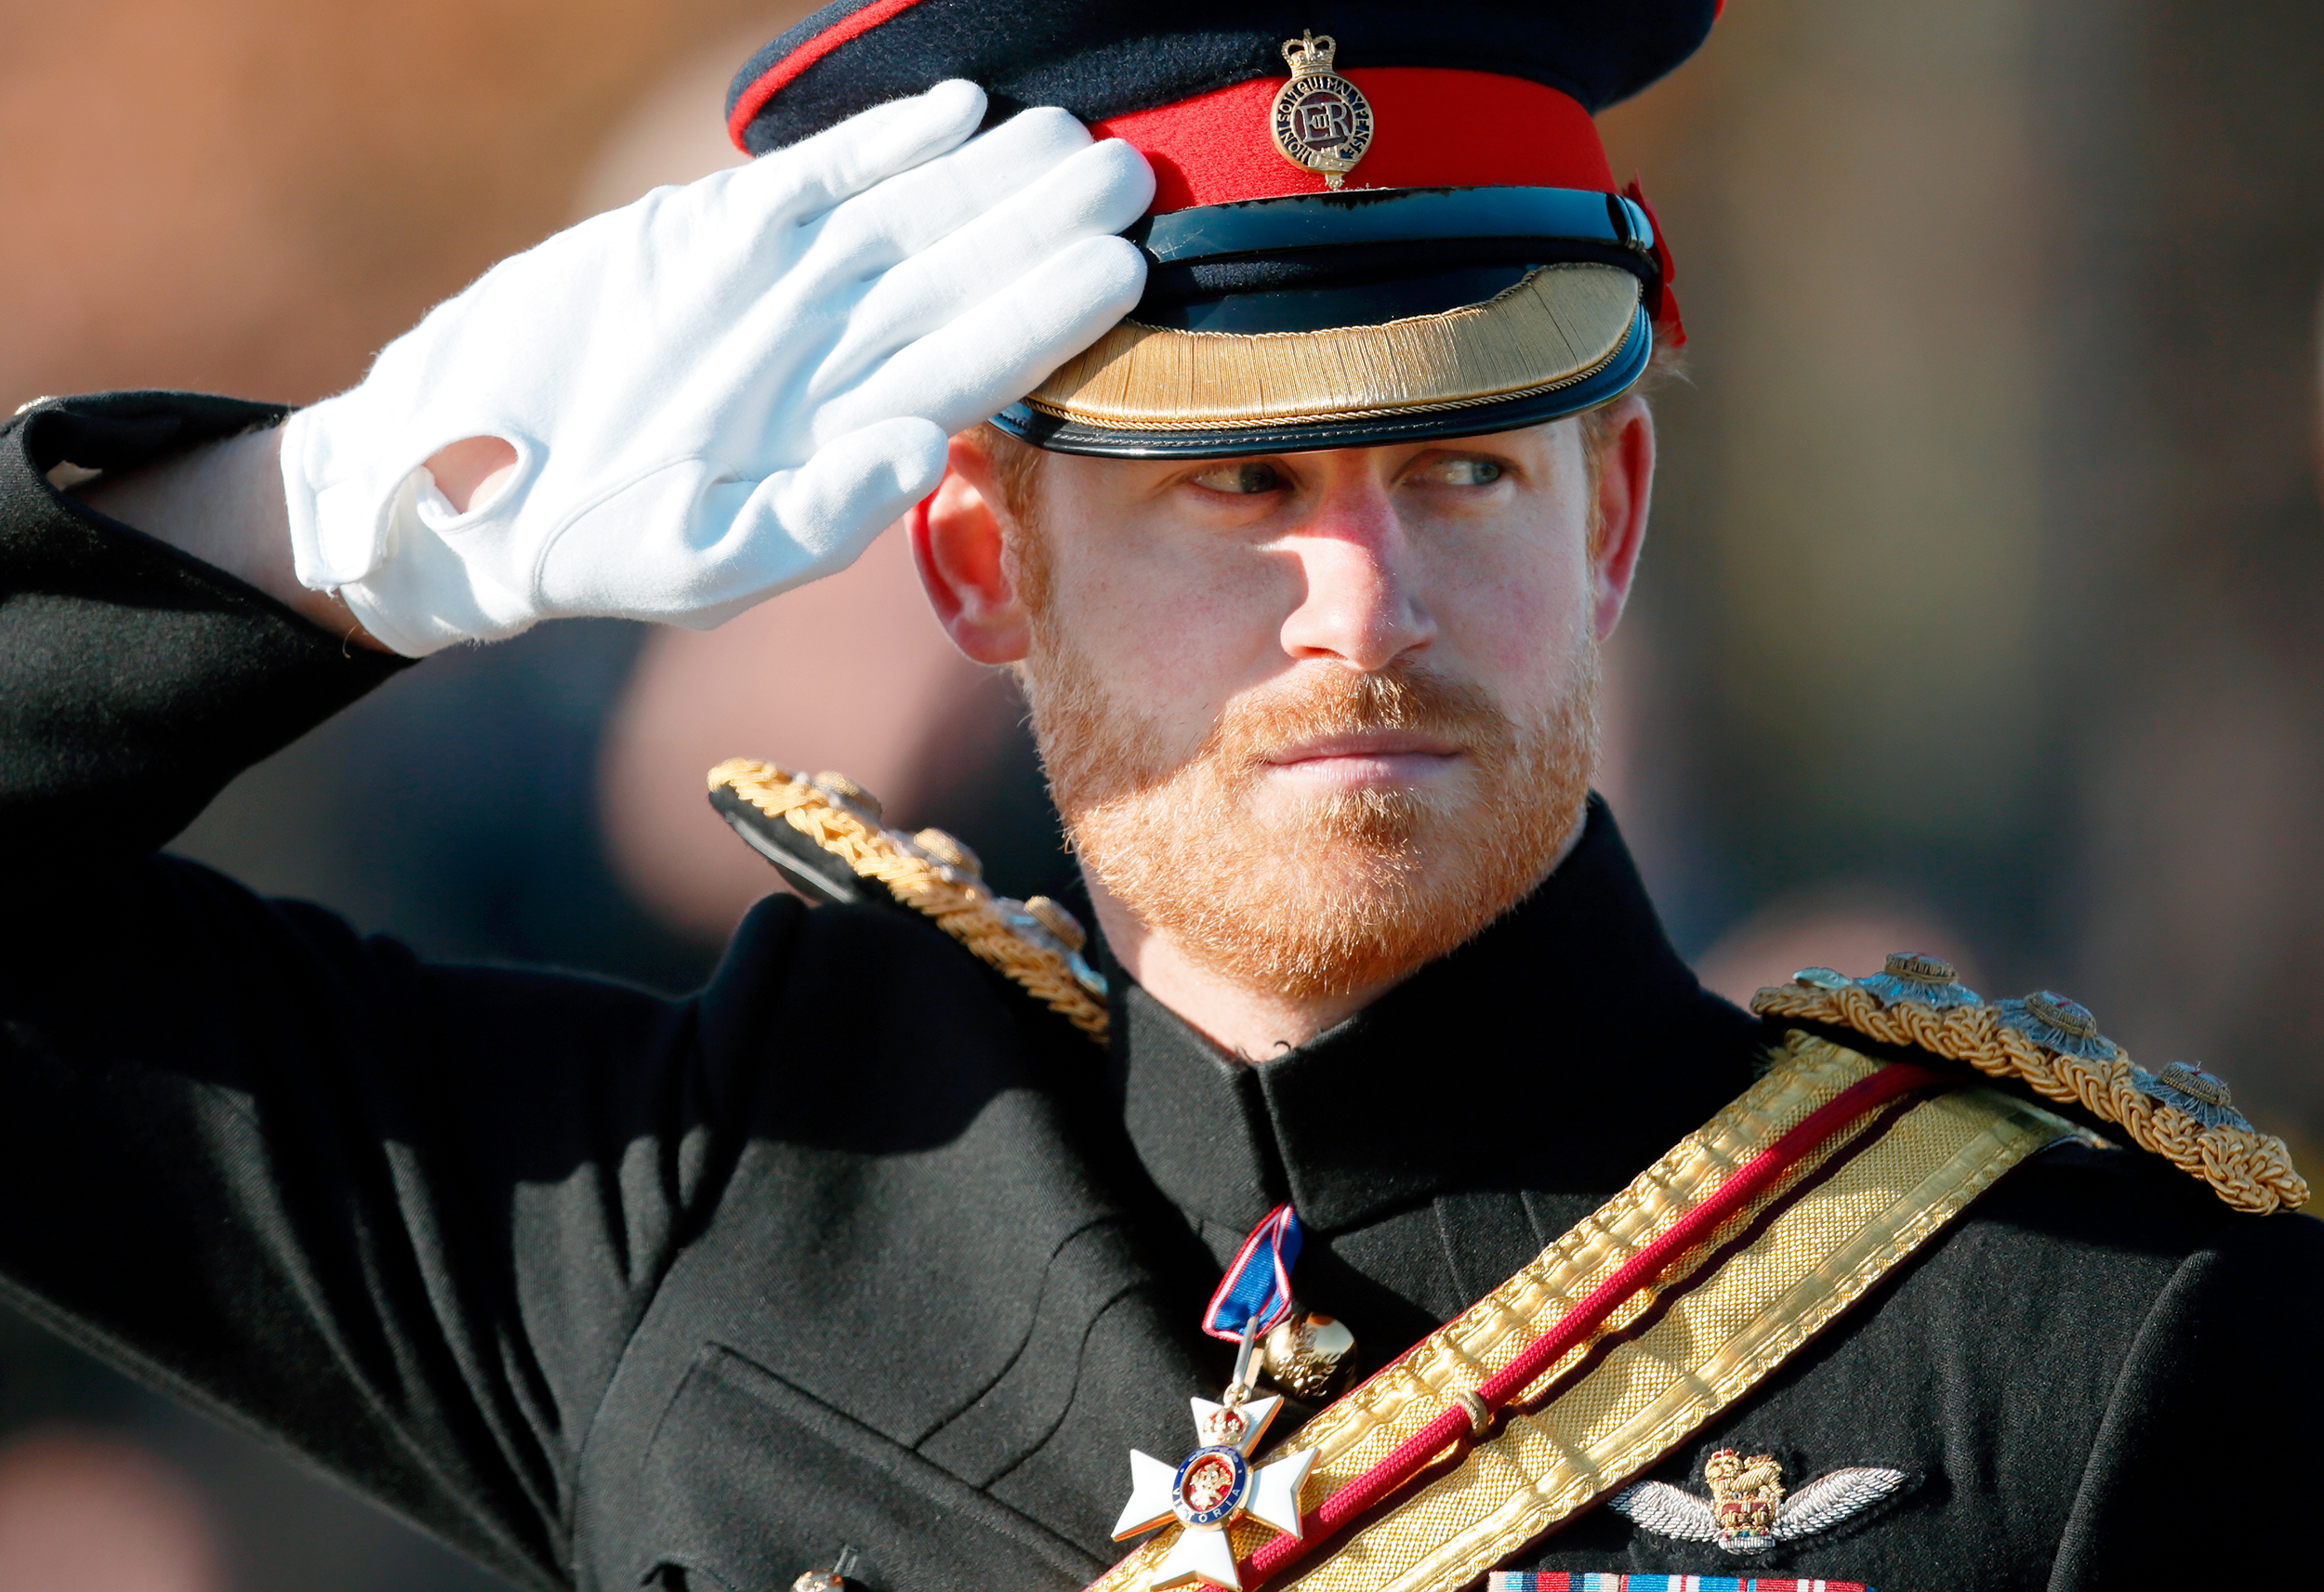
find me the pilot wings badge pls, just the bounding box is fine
[1609,1450,1909,1554]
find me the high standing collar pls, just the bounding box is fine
[1108,796,1762,1240]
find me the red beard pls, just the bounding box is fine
[1023,625,1600,1003]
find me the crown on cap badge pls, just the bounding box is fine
[1271,32,1374,190]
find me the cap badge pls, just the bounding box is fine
[1272,33,1374,190]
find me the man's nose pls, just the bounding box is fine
[1275,487,1435,670]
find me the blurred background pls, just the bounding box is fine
[6,0,2324,1584]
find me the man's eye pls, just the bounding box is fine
[1430,457,1504,486]
[1190,462,1284,495]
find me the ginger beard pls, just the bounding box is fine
[1012,513,1602,1003]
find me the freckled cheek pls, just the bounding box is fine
[1058,543,1290,702]
[1439,544,1591,692]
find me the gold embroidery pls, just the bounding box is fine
[708,758,1109,1042]
[1024,265,1640,433]
[1703,1449,1784,1548]
[1089,1036,2065,1592]
[1751,979,2308,1214]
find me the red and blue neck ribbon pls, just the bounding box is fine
[1203,1204,1303,1342]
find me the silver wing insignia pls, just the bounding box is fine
[1771,1467,1910,1540]
[1606,1480,1720,1542]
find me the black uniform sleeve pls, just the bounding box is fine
[2046,1205,2324,1584]
[0,393,413,875]
[0,394,778,1589]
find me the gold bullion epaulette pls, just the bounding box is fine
[706,758,1109,1044]
[1751,954,2308,1214]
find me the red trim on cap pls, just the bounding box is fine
[1089,69,1612,213]
[728,0,935,151]
[1624,177,1685,343]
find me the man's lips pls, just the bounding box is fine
[1266,730,1463,765]
[1262,731,1465,784]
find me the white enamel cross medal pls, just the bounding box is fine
[1111,1391,1315,1590]
[1111,1205,1318,1590]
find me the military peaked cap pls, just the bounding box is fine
[729,2,1718,456]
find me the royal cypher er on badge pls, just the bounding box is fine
[1270,32,1375,190]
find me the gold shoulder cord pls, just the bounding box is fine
[1752,967,2307,1215]
[708,758,1110,1043]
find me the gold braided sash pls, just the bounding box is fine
[1090,1033,2070,1592]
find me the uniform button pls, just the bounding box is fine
[1883,952,1957,984]
[1025,894,1087,952]
[2023,990,2099,1040]
[812,771,883,822]
[913,827,982,878]
[2158,1060,2234,1110]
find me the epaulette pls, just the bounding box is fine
[706,758,1110,1044]
[1751,954,2309,1215]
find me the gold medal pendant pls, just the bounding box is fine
[1270,32,1374,190]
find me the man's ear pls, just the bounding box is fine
[912,435,1031,664]
[1588,396,1656,641]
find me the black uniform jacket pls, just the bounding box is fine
[3,394,2319,1592]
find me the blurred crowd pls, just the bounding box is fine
[7,0,2324,1585]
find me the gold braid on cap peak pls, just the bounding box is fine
[708,758,1110,1044]
[1751,972,2308,1214]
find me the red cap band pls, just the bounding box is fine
[1090,69,1613,214]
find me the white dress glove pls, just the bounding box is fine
[280,81,1151,656]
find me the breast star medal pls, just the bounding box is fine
[1113,1205,1320,1589]
[1271,32,1374,190]
[1111,1391,1315,1590]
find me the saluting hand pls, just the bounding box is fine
[277,80,1151,656]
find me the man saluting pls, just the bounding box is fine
[3,4,2317,1590]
